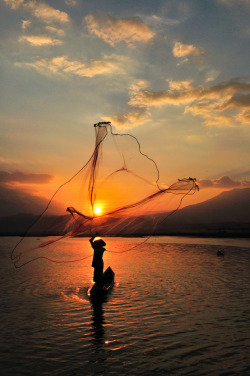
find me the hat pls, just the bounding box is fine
[94,239,106,247]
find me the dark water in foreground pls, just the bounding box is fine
[1,237,249,376]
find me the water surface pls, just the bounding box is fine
[1,236,249,375]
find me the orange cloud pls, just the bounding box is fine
[128,82,199,107]
[236,109,250,124]
[102,108,150,129]
[107,78,249,129]
[26,2,69,23]
[102,81,151,129]
[127,78,250,127]
[17,54,127,77]
[4,0,69,23]
[19,35,63,46]
[84,14,154,47]
[168,80,192,90]
[173,42,205,57]
[185,80,250,126]
[4,0,24,9]
[220,92,250,110]
[45,26,65,36]
[22,20,31,30]
[205,69,220,82]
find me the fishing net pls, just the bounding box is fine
[11,122,199,267]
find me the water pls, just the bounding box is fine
[1,236,249,375]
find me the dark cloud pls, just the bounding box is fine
[0,170,53,184]
[0,184,49,217]
[0,169,55,217]
[199,175,250,189]
[221,92,250,112]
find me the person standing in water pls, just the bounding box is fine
[89,236,106,287]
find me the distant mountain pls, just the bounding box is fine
[0,213,37,235]
[155,187,250,236]
[0,213,71,236]
[173,187,250,223]
[0,188,249,237]
[106,187,250,236]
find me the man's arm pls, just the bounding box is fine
[89,236,95,247]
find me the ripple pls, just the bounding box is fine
[1,237,249,375]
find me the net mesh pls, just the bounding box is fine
[11,122,199,267]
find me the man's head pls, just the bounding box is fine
[94,239,106,248]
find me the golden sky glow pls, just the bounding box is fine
[0,0,249,217]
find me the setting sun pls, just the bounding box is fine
[94,206,101,215]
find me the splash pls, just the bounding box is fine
[11,122,199,267]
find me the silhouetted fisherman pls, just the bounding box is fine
[90,236,106,287]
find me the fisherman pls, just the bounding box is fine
[89,236,106,287]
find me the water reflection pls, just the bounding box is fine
[90,297,106,349]
[89,294,112,372]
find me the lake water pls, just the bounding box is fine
[1,236,249,375]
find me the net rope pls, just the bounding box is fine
[11,122,199,268]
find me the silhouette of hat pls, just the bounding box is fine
[94,239,106,247]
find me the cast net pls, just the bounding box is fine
[11,122,199,267]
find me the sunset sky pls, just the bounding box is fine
[0,0,249,217]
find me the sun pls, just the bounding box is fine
[94,206,101,215]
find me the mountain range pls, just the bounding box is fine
[154,187,250,236]
[0,188,249,237]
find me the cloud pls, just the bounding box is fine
[22,19,31,30]
[173,42,205,57]
[84,14,155,47]
[45,26,65,36]
[205,69,220,82]
[16,54,127,78]
[0,170,54,216]
[107,78,249,129]
[185,80,250,126]
[199,176,250,189]
[168,80,192,90]
[65,0,77,6]
[176,58,190,66]
[4,0,24,10]
[0,184,50,217]
[102,108,150,129]
[0,170,53,185]
[102,81,151,129]
[4,0,69,23]
[125,78,250,127]
[220,92,250,110]
[19,35,63,46]
[25,2,69,23]
[143,14,186,28]
[128,81,198,108]
[236,109,250,124]
[0,169,62,217]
